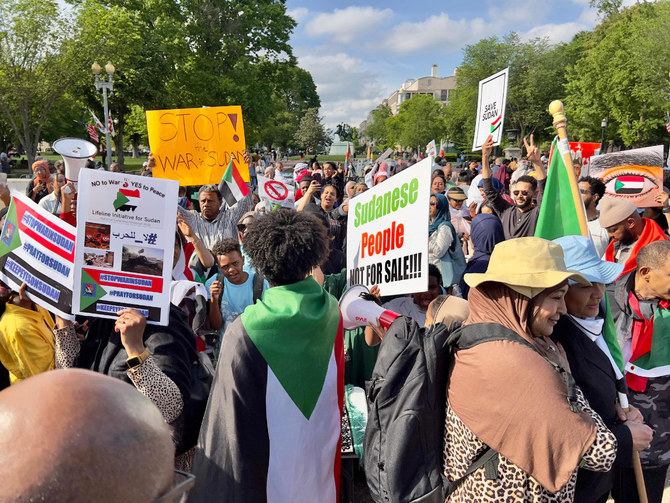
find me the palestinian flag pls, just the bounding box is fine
[535,137,589,240]
[614,175,645,195]
[218,158,249,207]
[192,277,344,502]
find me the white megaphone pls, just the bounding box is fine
[339,284,400,330]
[53,137,97,183]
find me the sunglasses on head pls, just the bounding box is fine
[513,190,530,196]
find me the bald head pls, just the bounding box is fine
[0,369,174,503]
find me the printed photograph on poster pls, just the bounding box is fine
[84,222,111,249]
[83,250,114,268]
[346,158,431,296]
[589,145,664,208]
[569,142,601,178]
[72,170,178,325]
[146,105,249,186]
[121,245,164,276]
[472,67,509,151]
[0,192,76,319]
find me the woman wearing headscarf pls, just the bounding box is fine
[444,237,617,502]
[429,194,464,288]
[553,235,652,503]
[458,213,504,299]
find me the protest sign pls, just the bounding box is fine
[426,140,436,159]
[0,192,76,319]
[472,67,509,151]
[376,148,394,164]
[347,158,430,296]
[146,105,249,186]
[257,175,294,208]
[72,170,178,325]
[589,145,664,208]
[569,141,601,177]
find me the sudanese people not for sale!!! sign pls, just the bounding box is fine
[346,158,430,296]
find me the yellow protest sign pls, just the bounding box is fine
[146,106,250,185]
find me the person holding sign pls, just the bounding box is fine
[0,282,55,383]
[481,134,546,240]
[177,150,253,250]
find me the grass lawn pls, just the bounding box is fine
[9,153,147,177]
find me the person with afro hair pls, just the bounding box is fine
[192,210,345,502]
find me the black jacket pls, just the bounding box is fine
[74,304,196,401]
[553,315,632,502]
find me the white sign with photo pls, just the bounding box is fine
[72,170,178,325]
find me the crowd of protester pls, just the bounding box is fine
[0,135,669,503]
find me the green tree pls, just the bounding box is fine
[294,108,329,154]
[73,0,184,168]
[362,105,392,149]
[444,34,581,152]
[0,0,78,165]
[565,2,670,148]
[256,62,320,151]
[386,95,446,151]
[168,0,298,144]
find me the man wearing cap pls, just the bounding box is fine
[600,196,667,279]
[611,241,670,502]
[579,176,610,257]
[481,134,546,239]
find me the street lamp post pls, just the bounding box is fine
[92,61,115,169]
[600,117,608,154]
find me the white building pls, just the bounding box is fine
[384,65,457,115]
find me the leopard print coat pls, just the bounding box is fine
[443,387,617,502]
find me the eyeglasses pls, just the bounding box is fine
[236,223,247,233]
[153,470,195,503]
[579,189,593,195]
[512,190,530,196]
[430,201,436,206]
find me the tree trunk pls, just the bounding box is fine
[131,134,140,158]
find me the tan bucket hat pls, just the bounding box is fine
[464,237,590,298]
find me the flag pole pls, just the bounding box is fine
[548,100,589,237]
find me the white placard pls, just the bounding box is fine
[72,170,178,325]
[257,174,294,208]
[472,67,509,151]
[0,192,76,319]
[346,158,431,296]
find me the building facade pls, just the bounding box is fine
[384,65,457,115]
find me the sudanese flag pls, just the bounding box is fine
[218,158,250,207]
[191,276,344,502]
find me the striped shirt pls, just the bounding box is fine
[177,193,253,250]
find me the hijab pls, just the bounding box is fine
[469,214,504,265]
[428,193,450,236]
[448,282,597,493]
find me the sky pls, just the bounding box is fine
[285,0,609,129]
